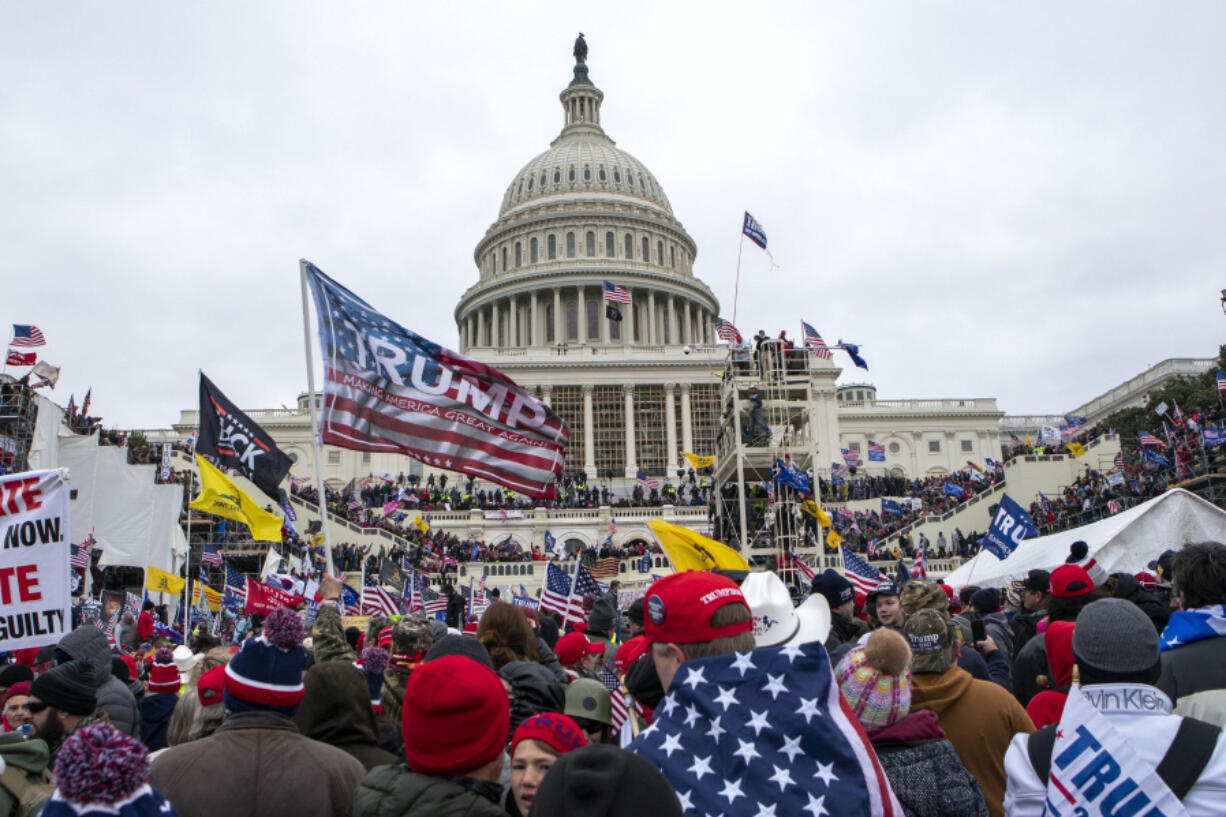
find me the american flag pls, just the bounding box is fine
[568,564,605,626]
[347,497,362,511]
[1217,370,1226,392]
[11,324,45,348]
[1114,450,1125,470]
[831,462,850,479]
[842,548,890,596]
[539,563,573,619]
[224,564,248,608]
[201,544,223,567]
[362,572,400,616]
[783,551,816,583]
[70,535,94,572]
[588,556,621,581]
[636,470,659,491]
[867,441,885,462]
[610,688,631,738]
[841,448,862,467]
[630,642,902,817]
[801,320,832,360]
[1138,431,1163,447]
[304,262,569,499]
[714,317,743,344]
[603,281,632,304]
[909,549,927,579]
[1107,499,1122,514]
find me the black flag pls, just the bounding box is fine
[605,303,622,321]
[197,373,292,501]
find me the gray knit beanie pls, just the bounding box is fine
[1073,598,1160,677]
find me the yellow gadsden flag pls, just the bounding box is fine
[146,565,185,595]
[682,452,716,470]
[413,515,430,534]
[647,520,750,572]
[826,530,843,551]
[800,499,832,528]
[1067,442,1085,458]
[190,453,284,542]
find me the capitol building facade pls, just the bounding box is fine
[168,44,1015,551]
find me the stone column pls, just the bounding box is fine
[683,302,692,346]
[582,384,596,479]
[623,384,637,478]
[530,292,539,347]
[553,288,562,344]
[665,383,678,471]
[491,303,501,348]
[476,308,485,348]
[647,291,657,345]
[541,384,552,407]
[577,285,586,344]
[509,296,518,347]
[680,383,693,454]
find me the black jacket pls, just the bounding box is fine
[1157,635,1226,726]
[294,661,398,771]
[352,765,508,817]
[139,692,178,751]
[871,711,989,817]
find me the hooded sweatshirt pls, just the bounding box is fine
[139,692,179,751]
[910,665,1034,817]
[1024,621,1074,729]
[294,661,396,771]
[55,626,139,737]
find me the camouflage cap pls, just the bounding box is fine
[903,609,953,673]
[391,615,434,655]
[899,581,948,618]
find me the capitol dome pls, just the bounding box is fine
[455,43,718,355]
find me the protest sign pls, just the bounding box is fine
[0,469,72,651]
[244,577,305,614]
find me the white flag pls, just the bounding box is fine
[1043,684,1188,817]
[1040,425,1061,445]
[1155,401,1169,416]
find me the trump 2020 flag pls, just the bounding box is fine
[303,262,569,499]
[630,642,901,817]
[978,493,1037,560]
[1042,684,1188,817]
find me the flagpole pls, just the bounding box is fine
[731,232,745,328]
[299,259,337,577]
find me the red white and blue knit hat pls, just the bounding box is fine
[43,722,179,817]
[359,646,390,714]
[223,607,307,716]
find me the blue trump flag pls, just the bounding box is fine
[881,498,904,516]
[978,493,1037,560]
[772,460,810,493]
[1144,449,1172,468]
[543,530,556,552]
[742,211,768,249]
[1203,428,1226,448]
[839,342,869,371]
[942,482,965,498]
[630,642,900,815]
[1064,415,1087,427]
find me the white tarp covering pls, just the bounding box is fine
[946,488,1226,589]
[25,394,65,471]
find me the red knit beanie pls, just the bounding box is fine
[510,713,587,758]
[402,655,509,776]
[147,649,180,695]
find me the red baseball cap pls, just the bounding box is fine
[1050,564,1094,598]
[643,571,752,645]
[615,636,649,673]
[555,632,604,666]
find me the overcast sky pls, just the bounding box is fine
[3,2,1222,429]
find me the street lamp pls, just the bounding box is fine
[1220,289,1226,316]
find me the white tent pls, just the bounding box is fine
[945,488,1226,589]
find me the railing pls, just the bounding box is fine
[841,398,1000,411]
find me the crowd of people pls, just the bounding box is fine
[5,533,1225,817]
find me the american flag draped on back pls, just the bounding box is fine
[630,642,901,816]
[843,548,890,596]
[303,262,569,499]
[801,320,832,360]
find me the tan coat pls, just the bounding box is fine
[910,665,1034,817]
[150,710,366,817]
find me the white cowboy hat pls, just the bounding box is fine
[741,571,831,648]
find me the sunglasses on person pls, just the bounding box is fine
[25,700,50,714]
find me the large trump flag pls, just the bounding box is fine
[303,261,569,499]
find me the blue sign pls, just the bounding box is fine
[1203,428,1226,448]
[1064,415,1087,427]
[943,482,965,498]
[978,493,1037,560]
[1144,448,1171,468]
[881,498,904,516]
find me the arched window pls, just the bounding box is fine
[553,169,560,184]
[586,299,599,340]
[583,165,591,181]
[586,231,595,256]
[502,247,508,272]
[566,232,576,258]
[540,171,547,187]
[516,181,522,196]
[566,300,578,341]
[614,169,621,183]
[545,303,555,343]
[548,235,557,260]
[598,166,606,181]
[568,165,576,182]
[605,232,614,257]
[514,242,522,268]
[624,233,633,258]
[530,237,538,263]
[657,241,663,265]
[527,177,533,191]
[641,237,649,261]
[628,170,635,186]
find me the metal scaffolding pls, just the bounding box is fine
[0,375,40,473]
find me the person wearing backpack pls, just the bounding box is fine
[1004,598,1226,817]
[0,732,54,817]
